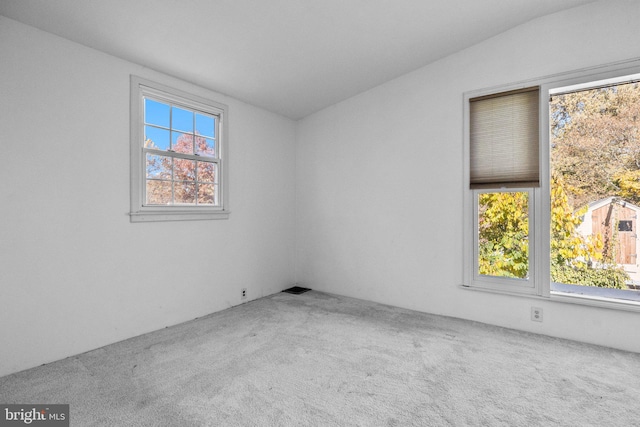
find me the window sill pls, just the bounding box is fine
[459,284,549,301]
[459,283,640,313]
[550,282,640,312]
[129,209,230,222]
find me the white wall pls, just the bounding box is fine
[0,17,296,377]
[296,0,640,352]
[3,0,640,378]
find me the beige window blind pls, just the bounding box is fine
[469,87,539,189]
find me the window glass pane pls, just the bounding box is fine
[146,154,172,179]
[144,126,170,150]
[550,79,640,296]
[146,180,172,205]
[198,184,216,205]
[619,220,633,232]
[173,158,196,181]
[196,114,215,138]
[144,98,170,128]
[172,132,194,154]
[197,162,216,183]
[196,137,216,157]
[174,182,196,204]
[172,106,193,133]
[478,191,529,279]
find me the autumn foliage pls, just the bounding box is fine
[145,133,217,205]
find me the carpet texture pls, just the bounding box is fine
[1,291,639,426]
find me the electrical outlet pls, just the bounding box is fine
[531,307,543,322]
[241,288,247,300]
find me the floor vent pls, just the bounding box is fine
[282,286,311,295]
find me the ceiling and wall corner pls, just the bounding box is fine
[0,0,596,120]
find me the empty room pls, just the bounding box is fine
[2,0,640,425]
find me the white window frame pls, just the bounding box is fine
[471,188,542,296]
[463,59,640,311]
[129,76,229,222]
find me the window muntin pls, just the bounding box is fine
[130,76,229,222]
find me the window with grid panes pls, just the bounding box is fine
[130,76,229,222]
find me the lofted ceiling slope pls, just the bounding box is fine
[0,0,596,119]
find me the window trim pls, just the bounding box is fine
[462,58,640,310]
[129,76,229,222]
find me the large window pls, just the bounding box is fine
[130,76,229,222]
[549,76,640,303]
[464,63,640,308]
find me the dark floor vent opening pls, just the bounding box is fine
[282,286,311,295]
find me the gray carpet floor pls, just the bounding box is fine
[1,291,639,426]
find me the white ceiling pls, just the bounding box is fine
[0,0,596,119]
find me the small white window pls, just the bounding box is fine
[130,76,229,222]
